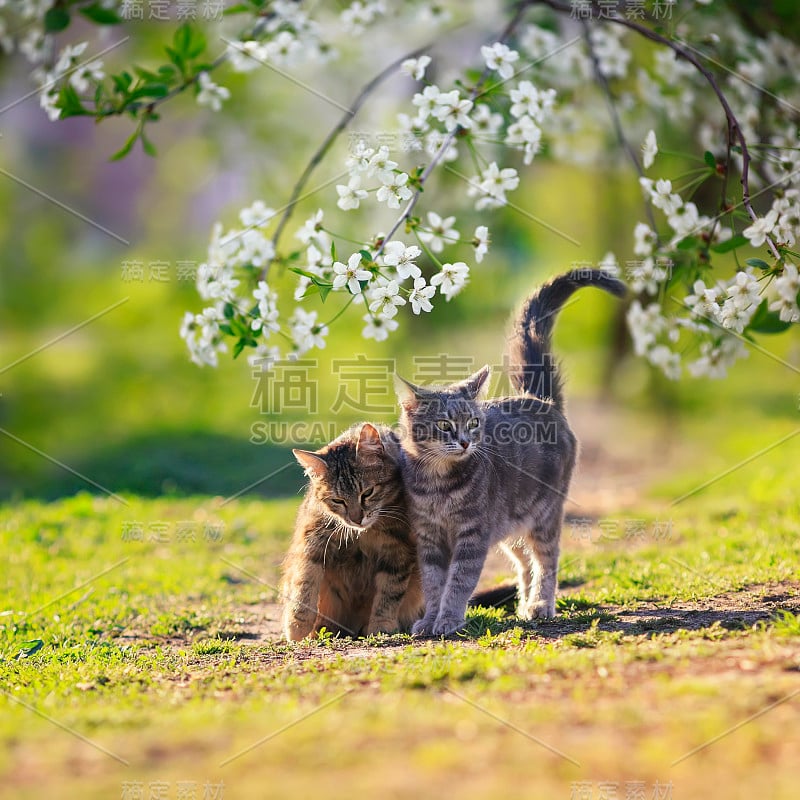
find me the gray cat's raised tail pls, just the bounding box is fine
[507,269,627,410]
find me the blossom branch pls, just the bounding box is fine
[579,20,659,237]
[537,0,781,261]
[376,0,537,255]
[261,40,442,281]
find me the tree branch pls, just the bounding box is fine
[537,0,781,261]
[579,20,660,237]
[376,0,537,257]
[261,39,439,281]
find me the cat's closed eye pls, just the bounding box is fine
[328,497,346,507]
[360,486,375,501]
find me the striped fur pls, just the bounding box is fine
[507,269,627,410]
[281,423,424,640]
[397,269,625,636]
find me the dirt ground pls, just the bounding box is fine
[133,399,800,655]
[217,397,702,644]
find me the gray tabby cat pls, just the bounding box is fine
[395,269,626,636]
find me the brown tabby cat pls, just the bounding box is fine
[281,422,424,640]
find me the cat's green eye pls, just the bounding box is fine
[436,420,454,432]
[467,417,480,430]
[361,487,375,501]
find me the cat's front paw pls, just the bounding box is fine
[431,614,466,636]
[365,617,400,636]
[411,616,437,637]
[523,599,556,620]
[284,620,315,641]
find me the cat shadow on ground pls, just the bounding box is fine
[461,583,800,641]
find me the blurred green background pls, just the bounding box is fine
[0,11,797,504]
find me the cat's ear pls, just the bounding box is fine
[459,364,491,399]
[356,423,384,462]
[394,373,425,411]
[293,449,328,478]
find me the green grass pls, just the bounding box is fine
[2,416,799,800]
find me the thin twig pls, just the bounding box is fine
[376,0,537,257]
[260,41,437,280]
[536,0,781,261]
[98,7,276,119]
[579,20,660,237]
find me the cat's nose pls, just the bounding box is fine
[350,508,364,524]
[459,440,469,450]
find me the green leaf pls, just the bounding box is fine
[710,234,748,254]
[79,3,122,24]
[232,338,257,359]
[128,83,170,102]
[57,85,89,118]
[164,46,186,75]
[173,23,206,59]
[358,249,373,263]
[676,236,699,251]
[318,284,333,302]
[223,302,236,319]
[133,66,163,83]
[704,150,716,170]
[44,7,70,32]
[747,299,793,334]
[110,127,140,161]
[298,282,321,298]
[288,267,333,290]
[140,128,157,157]
[218,324,235,336]
[16,639,44,659]
[188,30,208,58]
[745,258,771,271]
[289,267,319,281]
[223,3,254,14]
[173,24,192,55]
[111,71,133,94]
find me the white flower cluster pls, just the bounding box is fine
[744,190,800,249]
[401,42,557,179]
[639,177,732,247]
[627,262,766,380]
[181,189,490,366]
[196,72,230,112]
[34,41,106,121]
[180,306,227,368]
[16,0,796,381]
[769,263,800,323]
[340,1,386,36]
[9,0,454,124]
